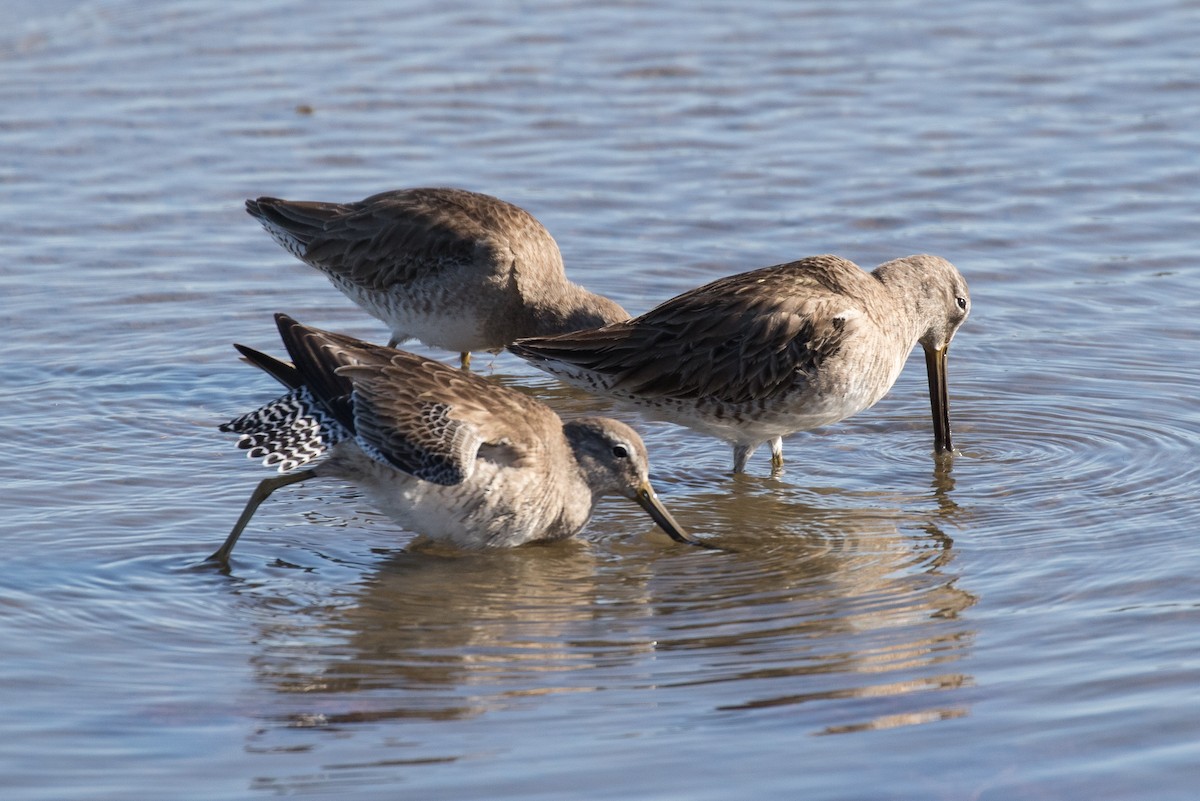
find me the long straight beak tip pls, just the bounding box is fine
[636,484,719,550]
[925,345,954,456]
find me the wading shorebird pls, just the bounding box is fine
[245,187,628,369]
[210,314,708,564]
[509,254,970,474]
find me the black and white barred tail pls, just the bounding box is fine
[221,387,349,473]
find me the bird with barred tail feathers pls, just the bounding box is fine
[210,314,708,564]
[245,187,629,369]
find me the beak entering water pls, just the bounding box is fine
[635,483,719,549]
[925,345,953,454]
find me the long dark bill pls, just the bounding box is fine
[635,483,720,549]
[924,345,953,454]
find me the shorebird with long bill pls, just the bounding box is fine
[510,254,970,473]
[211,314,710,564]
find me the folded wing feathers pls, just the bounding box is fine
[514,289,841,404]
[338,362,482,486]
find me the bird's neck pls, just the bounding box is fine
[527,281,628,336]
[871,258,936,346]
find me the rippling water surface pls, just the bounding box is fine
[3,1,1199,799]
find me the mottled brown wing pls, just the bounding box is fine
[511,257,867,404]
[337,352,560,486]
[274,312,559,485]
[273,313,372,433]
[248,188,546,290]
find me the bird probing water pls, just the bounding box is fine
[510,254,970,473]
[210,314,711,564]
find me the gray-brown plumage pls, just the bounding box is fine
[245,188,628,368]
[210,314,706,564]
[509,254,970,473]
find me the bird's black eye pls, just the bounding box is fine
[956,296,968,311]
[612,445,629,458]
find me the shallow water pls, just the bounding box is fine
[2,0,1199,798]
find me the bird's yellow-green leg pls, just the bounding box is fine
[770,437,784,471]
[208,470,316,565]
